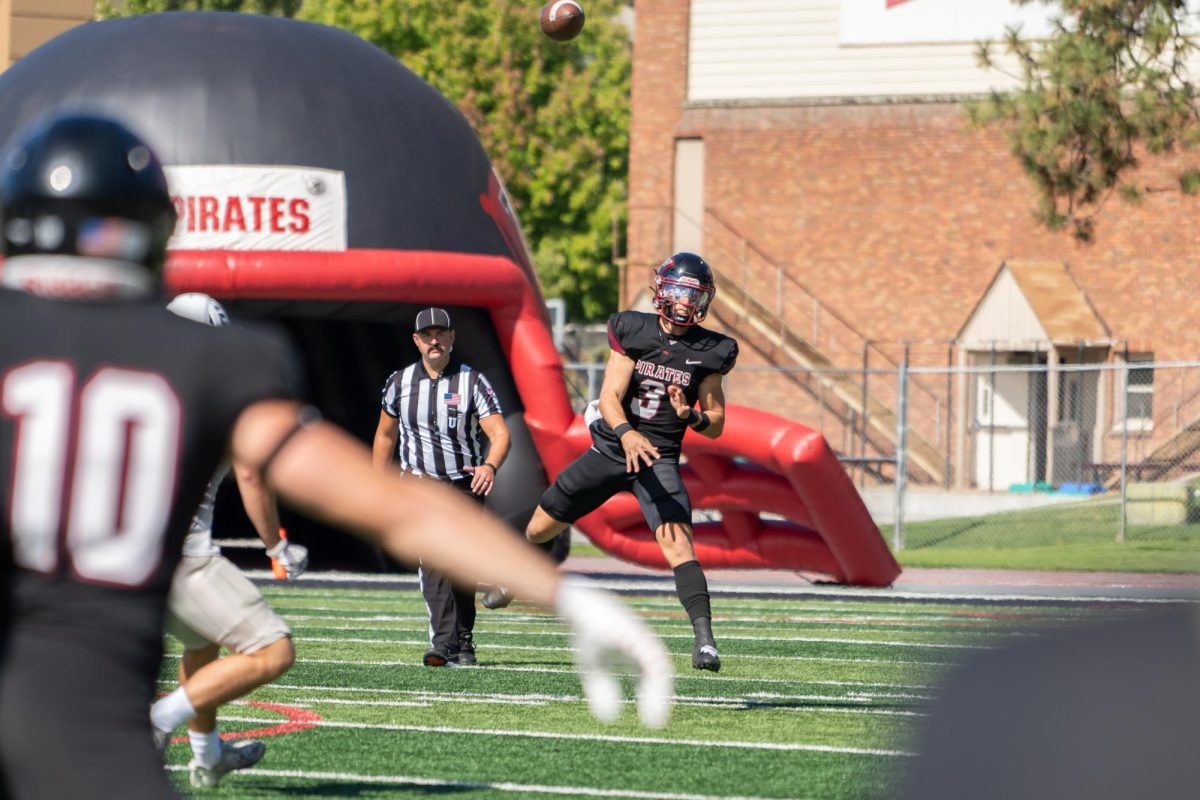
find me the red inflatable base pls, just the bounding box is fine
[564,406,900,586]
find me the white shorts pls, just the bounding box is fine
[165,555,291,654]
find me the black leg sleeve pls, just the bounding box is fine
[673,559,712,623]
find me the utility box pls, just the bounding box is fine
[1125,483,1190,526]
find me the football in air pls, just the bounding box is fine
[540,1,585,42]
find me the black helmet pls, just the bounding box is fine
[1,113,176,276]
[651,252,717,326]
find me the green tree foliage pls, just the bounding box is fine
[970,0,1200,241]
[98,0,631,320]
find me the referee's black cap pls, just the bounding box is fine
[414,307,452,332]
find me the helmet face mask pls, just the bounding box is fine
[652,252,716,327]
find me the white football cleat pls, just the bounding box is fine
[188,739,266,788]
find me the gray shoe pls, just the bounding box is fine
[188,739,266,788]
[152,726,171,754]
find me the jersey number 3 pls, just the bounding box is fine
[633,378,666,419]
[3,361,182,587]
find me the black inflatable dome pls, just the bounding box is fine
[0,12,529,260]
[0,12,561,567]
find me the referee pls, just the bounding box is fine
[372,307,511,666]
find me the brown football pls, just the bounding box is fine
[540,1,585,42]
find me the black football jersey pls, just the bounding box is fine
[0,288,295,674]
[592,310,738,460]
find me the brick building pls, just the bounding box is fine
[0,0,92,70]
[626,0,1200,490]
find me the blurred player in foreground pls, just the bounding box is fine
[148,292,309,788]
[904,604,1200,800]
[520,252,738,672]
[0,112,672,800]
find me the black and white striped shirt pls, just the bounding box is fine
[380,359,503,480]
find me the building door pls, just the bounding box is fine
[974,362,1032,490]
[1052,368,1097,485]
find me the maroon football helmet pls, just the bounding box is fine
[651,252,716,326]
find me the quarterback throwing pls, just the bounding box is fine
[526,252,738,671]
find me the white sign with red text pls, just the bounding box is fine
[164,165,347,251]
[840,0,1057,46]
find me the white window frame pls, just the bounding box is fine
[1113,353,1154,433]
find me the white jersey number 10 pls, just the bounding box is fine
[3,361,181,587]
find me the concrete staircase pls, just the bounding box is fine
[1105,418,1200,488]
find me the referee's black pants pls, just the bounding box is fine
[419,477,485,655]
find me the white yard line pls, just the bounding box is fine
[270,594,1102,623]
[252,570,1194,604]
[160,653,938,691]
[163,765,810,800]
[264,684,582,701]
[280,612,995,645]
[282,620,993,650]
[281,690,929,710]
[287,634,960,667]
[158,681,931,706]
[292,696,544,708]
[204,714,915,757]
[287,696,926,718]
[286,617,1026,642]
[621,600,1083,618]
[272,600,1078,625]
[280,610,1040,634]
[285,613,460,623]
[288,628,955,666]
[156,686,919,731]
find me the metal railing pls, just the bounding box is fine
[629,203,954,485]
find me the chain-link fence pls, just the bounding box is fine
[563,359,1200,553]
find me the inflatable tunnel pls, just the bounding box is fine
[0,13,900,586]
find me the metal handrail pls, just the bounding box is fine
[628,202,956,482]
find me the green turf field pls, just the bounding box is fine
[160,585,1133,798]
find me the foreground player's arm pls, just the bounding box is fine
[598,348,660,472]
[371,410,399,470]
[230,399,674,727]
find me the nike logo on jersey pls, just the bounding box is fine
[685,359,703,365]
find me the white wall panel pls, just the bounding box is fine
[688,0,1024,102]
[959,269,1049,349]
